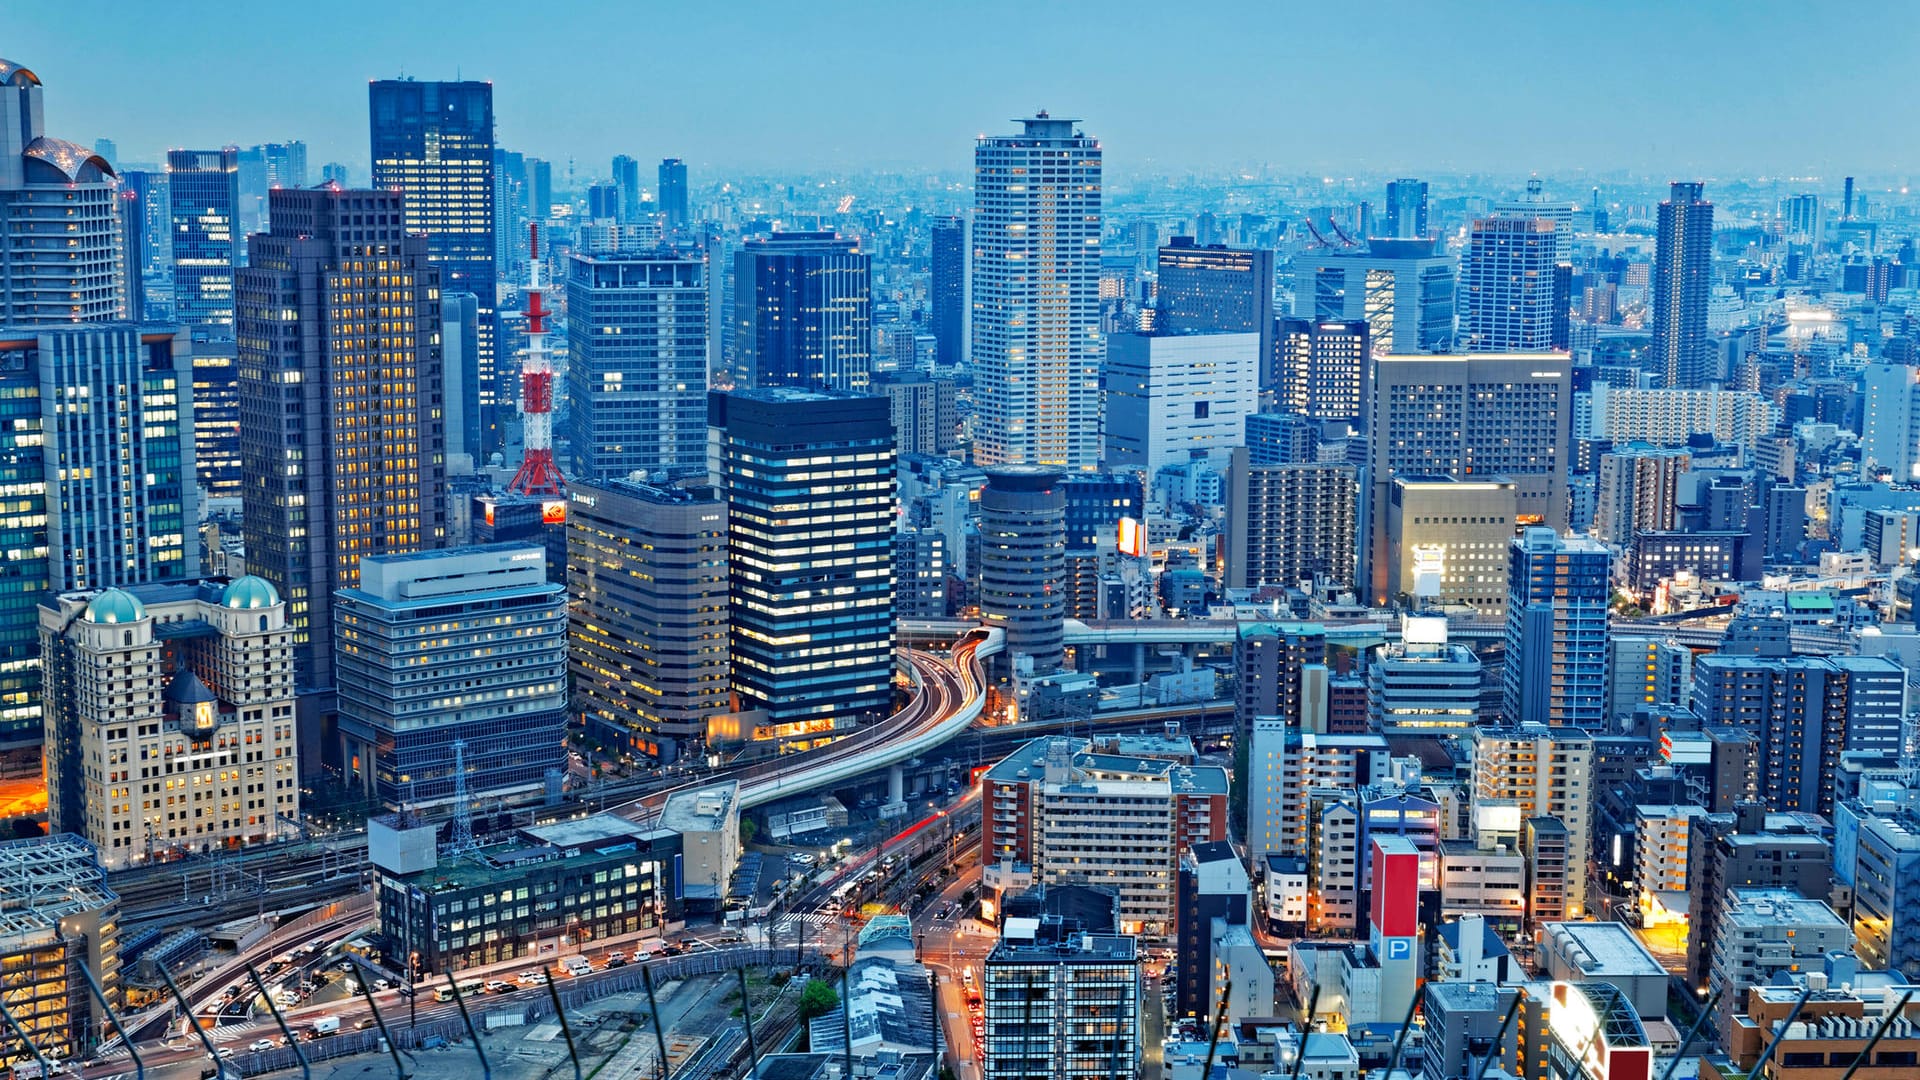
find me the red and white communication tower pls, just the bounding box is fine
[506,223,565,497]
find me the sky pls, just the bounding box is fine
[8,1,1919,182]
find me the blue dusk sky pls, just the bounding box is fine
[6,0,1918,179]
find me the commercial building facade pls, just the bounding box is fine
[565,250,709,482]
[566,480,728,763]
[336,545,568,809]
[41,580,297,869]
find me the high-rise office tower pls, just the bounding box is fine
[1225,451,1357,592]
[41,577,298,868]
[442,291,479,463]
[1363,353,1571,606]
[1593,444,1691,544]
[1458,216,1559,352]
[319,162,349,185]
[1103,330,1259,474]
[1692,654,1905,817]
[979,466,1067,679]
[1294,239,1455,354]
[369,79,497,445]
[566,249,708,482]
[0,60,123,323]
[567,479,728,763]
[492,148,528,287]
[1383,178,1428,240]
[192,337,242,501]
[1154,237,1276,378]
[732,231,871,391]
[0,324,197,763]
[1502,527,1611,729]
[261,140,306,189]
[528,157,551,222]
[1276,317,1369,423]
[709,389,895,744]
[879,376,958,456]
[1782,193,1821,241]
[586,182,618,221]
[1651,182,1714,389]
[658,157,688,231]
[973,114,1103,469]
[930,215,966,369]
[167,148,240,330]
[119,169,167,283]
[114,181,146,324]
[611,154,641,222]
[237,187,447,693]
[336,545,566,809]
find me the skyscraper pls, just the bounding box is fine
[1458,216,1558,352]
[566,479,729,763]
[1276,317,1369,423]
[1294,239,1455,354]
[167,148,240,330]
[369,79,497,444]
[979,467,1067,679]
[1502,527,1611,729]
[0,324,197,762]
[611,153,641,222]
[929,215,966,369]
[1384,178,1428,239]
[0,60,123,323]
[566,249,709,482]
[709,389,895,744]
[192,337,242,501]
[336,545,566,809]
[732,232,871,391]
[1364,353,1571,606]
[1153,237,1276,377]
[658,157,688,231]
[973,114,1103,469]
[1651,181,1714,389]
[238,187,447,694]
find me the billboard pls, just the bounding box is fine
[1370,836,1420,938]
[1117,516,1145,558]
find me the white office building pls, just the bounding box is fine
[1104,330,1259,474]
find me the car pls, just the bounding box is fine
[517,971,549,986]
[605,956,627,969]
[249,1040,275,1053]
[215,1048,234,1060]
[354,1018,377,1031]
[605,951,625,963]
[484,980,512,993]
[372,979,391,991]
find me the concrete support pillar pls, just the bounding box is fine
[1134,642,1148,684]
[889,764,905,805]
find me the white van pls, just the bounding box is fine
[562,956,593,977]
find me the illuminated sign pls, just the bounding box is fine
[1382,937,1414,962]
[484,502,496,527]
[543,500,567,525]
[1117,516,1145,558]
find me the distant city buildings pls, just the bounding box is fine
[1153,237,1275,379]
[1651,181,1714,389]
[166,147,239,330]
[1294,238,1455,354]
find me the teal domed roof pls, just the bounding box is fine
[221,575,280,610]
[85,589,146,625]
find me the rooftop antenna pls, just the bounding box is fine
[449,739,477,856]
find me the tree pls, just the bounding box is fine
[797,978,840,1020]
[739,818,758,846]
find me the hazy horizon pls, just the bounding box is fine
[11,0,1920,182]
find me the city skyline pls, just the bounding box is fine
[12,1,1920,177]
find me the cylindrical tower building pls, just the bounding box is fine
[979,465,1067,679]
